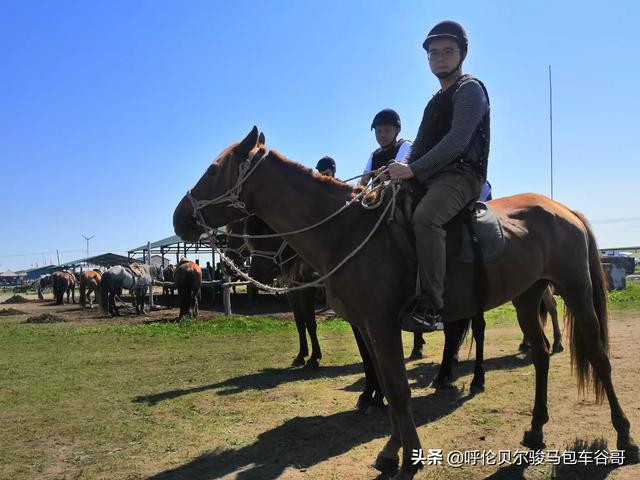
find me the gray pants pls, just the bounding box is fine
[412,170,483,310]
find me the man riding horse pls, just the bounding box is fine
[388,21,490,333]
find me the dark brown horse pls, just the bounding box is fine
[79,270,101,308]
[174,259,202,320]
[173,128,637,478]
[240,214,424,411]
[162,264,176,308]
[52,270,76,305]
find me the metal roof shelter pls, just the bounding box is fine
[127,232,228,266]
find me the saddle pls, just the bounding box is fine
[388,184,504,264]
[128,262,144,277]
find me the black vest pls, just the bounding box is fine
[371,139,409,172]
[421,74,490,179]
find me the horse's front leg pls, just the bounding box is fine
[351,325,385,414]
[433,318,469,391]
[470,313,486,393]
[364,321,422,479]
[408,333,425,360]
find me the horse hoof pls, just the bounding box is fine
[432,378,458,393]
[408,350,423,361]
[552,343,564,354]
[291,357,305,367]
[374,452,399,472]
[365,404,387,416]
[521,430,545,449]
[617,437,639,463]
[519,343,531,353]
[304,359,320,369]
[470,383,485,395]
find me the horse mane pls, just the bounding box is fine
[267,149,365,198]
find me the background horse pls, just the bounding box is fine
[174,128,638,478]
[162,264,176,308]
[99,264,161,316]
[35,274,52,300]
[174,259,202,319]
[79,270,102,308]
[52,270,76,305]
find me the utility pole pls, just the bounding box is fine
[82,235,95,258]
[549,65,554,199]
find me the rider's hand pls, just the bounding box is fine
[375,167,390,182]
[388,161,415,180]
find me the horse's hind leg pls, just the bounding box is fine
[513,281,550,449]
[409,333,425,360]
[562,286,638,461]
[545,290,564,353]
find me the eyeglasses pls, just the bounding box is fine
[427,48,460,60]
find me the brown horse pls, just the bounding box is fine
[52,270,76,305]
[79,270,102,308]
[174,259,202,320]
[173,128,637,478]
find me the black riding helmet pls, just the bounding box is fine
[423,21,468,78]
[316,156,336,171]
[371,108,401,131]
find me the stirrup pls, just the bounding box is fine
[398,296,443,333]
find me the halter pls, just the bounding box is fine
[186,145,270,232]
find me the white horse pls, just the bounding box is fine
[34,274,52,300]
[99,264,162,316]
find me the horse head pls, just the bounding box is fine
[173,126,267,242]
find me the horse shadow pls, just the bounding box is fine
[484,438,620,480]
[133,362,368,405]
[133,351,531,406]
[343,352,532,393]
[145,391,474,479]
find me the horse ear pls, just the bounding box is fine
[236,126,259,157]
[258,132,266,145]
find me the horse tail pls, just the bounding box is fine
[178,275,193,319]
[79,276,86,305]
[99,272,110,313]
[567,210,609,403]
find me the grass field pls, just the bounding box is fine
[1,284,640,479]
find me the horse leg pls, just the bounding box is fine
[303,289,322,369]
[351,325,385,414]
[561,285,638,461]
[289,293,308,367]
[193,289,199,317]
[365,323,422,479]
[433,318,470,391]
[512,281,550,449]
[408,333,425,360]
[470,313,486,393]
[546,290,564,353]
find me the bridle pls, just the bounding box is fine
[185,145,270,232]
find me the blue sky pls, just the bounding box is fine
[1,0,639,271]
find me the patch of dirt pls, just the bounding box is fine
[24,313,66,324]
[0,308,25,316]
[2,294,31,304]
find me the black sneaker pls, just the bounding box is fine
[399,297,444,333]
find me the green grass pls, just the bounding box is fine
[608,281,640,308]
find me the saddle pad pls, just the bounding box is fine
[455,202,505,263]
